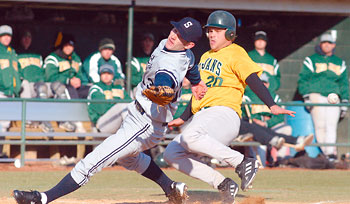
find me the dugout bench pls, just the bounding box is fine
[0,98,116,166]
[1,98,349,168]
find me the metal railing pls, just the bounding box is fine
[0,98,349,166]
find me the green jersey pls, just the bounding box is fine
[173,87,192,119]
[17,52,44,82]
[87,81,130,123]
[298,52,349,100]
[44,51,83,85]
[131,55,150,89]
[82,51,125,84]
[0,43,21,96]
[242,89,284,128]
[247,49,281,92]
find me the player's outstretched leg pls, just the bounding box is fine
[13,190,42,204]
[235,157,259,191]
[217,178,239,204]
[13,173,80,204]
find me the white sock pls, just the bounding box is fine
[40,192,48,204]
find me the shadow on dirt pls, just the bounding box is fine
[113,190,248,204]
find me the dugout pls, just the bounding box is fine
[0,0,349,159]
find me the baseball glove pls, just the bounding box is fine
[142,85,175,106]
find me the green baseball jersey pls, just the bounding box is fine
[298,52,349,100]
[0,43,21,96]
[87,81,130,123]
[173,87,192,119]
[17,53,44,82]
[131,56,148,89]
[44,51,83,85]
[242,89,284,128]
[247,49,281,92]
[82,51,125,84]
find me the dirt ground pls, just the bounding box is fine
[3,197,350,204]
[1,162,349,204]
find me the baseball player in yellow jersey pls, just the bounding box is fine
[163,10,295,204]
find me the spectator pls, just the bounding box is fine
[247,31,280,94]
[130,33,155,98]
[44,33,88,132]
[0,25,21,132]
[82,38,125,87]
[242,73,314,164]
[17,30,69,133]
[243,73,290,134]
[87,64,130,133]
[298,33,349,160]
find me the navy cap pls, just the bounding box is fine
[99,63,115,76]
[254,31,267,42]
[170,17,202,43]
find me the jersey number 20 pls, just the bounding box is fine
[206,76,223,87]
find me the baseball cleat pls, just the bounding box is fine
[12,190,42,204]
[166,182,188,204]
[295,134,314,152]
[235,157,259,191]
[218,178,239,204]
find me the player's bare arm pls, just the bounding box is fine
[270,105,295,117]
[246,73,295,117]
[191,80,207,100]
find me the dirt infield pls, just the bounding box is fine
[3,197,350,204]
[1,162,349,204]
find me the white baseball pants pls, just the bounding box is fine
[310,93,340,156]
[71,101,167,186]
[164,106,243,189]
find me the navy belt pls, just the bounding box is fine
[134,100,168,127]
[135,100,145,115]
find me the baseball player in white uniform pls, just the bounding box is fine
[13,17,207,204]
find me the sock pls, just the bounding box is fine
[44,173,80,203]
[141,159,173,195]
[40,193,47,204]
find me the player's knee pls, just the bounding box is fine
[34,82,49,99]
[163,141,181,164]
[51,81,68,99]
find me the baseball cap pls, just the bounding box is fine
[142,33,155,41]
[61,34,75,47]
[320,33,335,43]
[170,17,202,43]
[99,38,115,50]
[99,63,115,76]
[0,25,13,36]
[21,30,32,38]
[255,31,267,41]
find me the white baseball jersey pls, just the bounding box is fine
[135,39,195,122]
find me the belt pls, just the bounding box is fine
[135,100,145,115]
[135,100,168,127]
[200,106,211,111]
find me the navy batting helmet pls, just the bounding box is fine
[204,10,236,41]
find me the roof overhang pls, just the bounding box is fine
[8,0,350,15]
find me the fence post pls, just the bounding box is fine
[20,99,27,167]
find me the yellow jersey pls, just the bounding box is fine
[192,43,262,117]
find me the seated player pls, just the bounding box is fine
[88,64,130,133]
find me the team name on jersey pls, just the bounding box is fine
[145,55,155,71]
[198,57,222,76]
